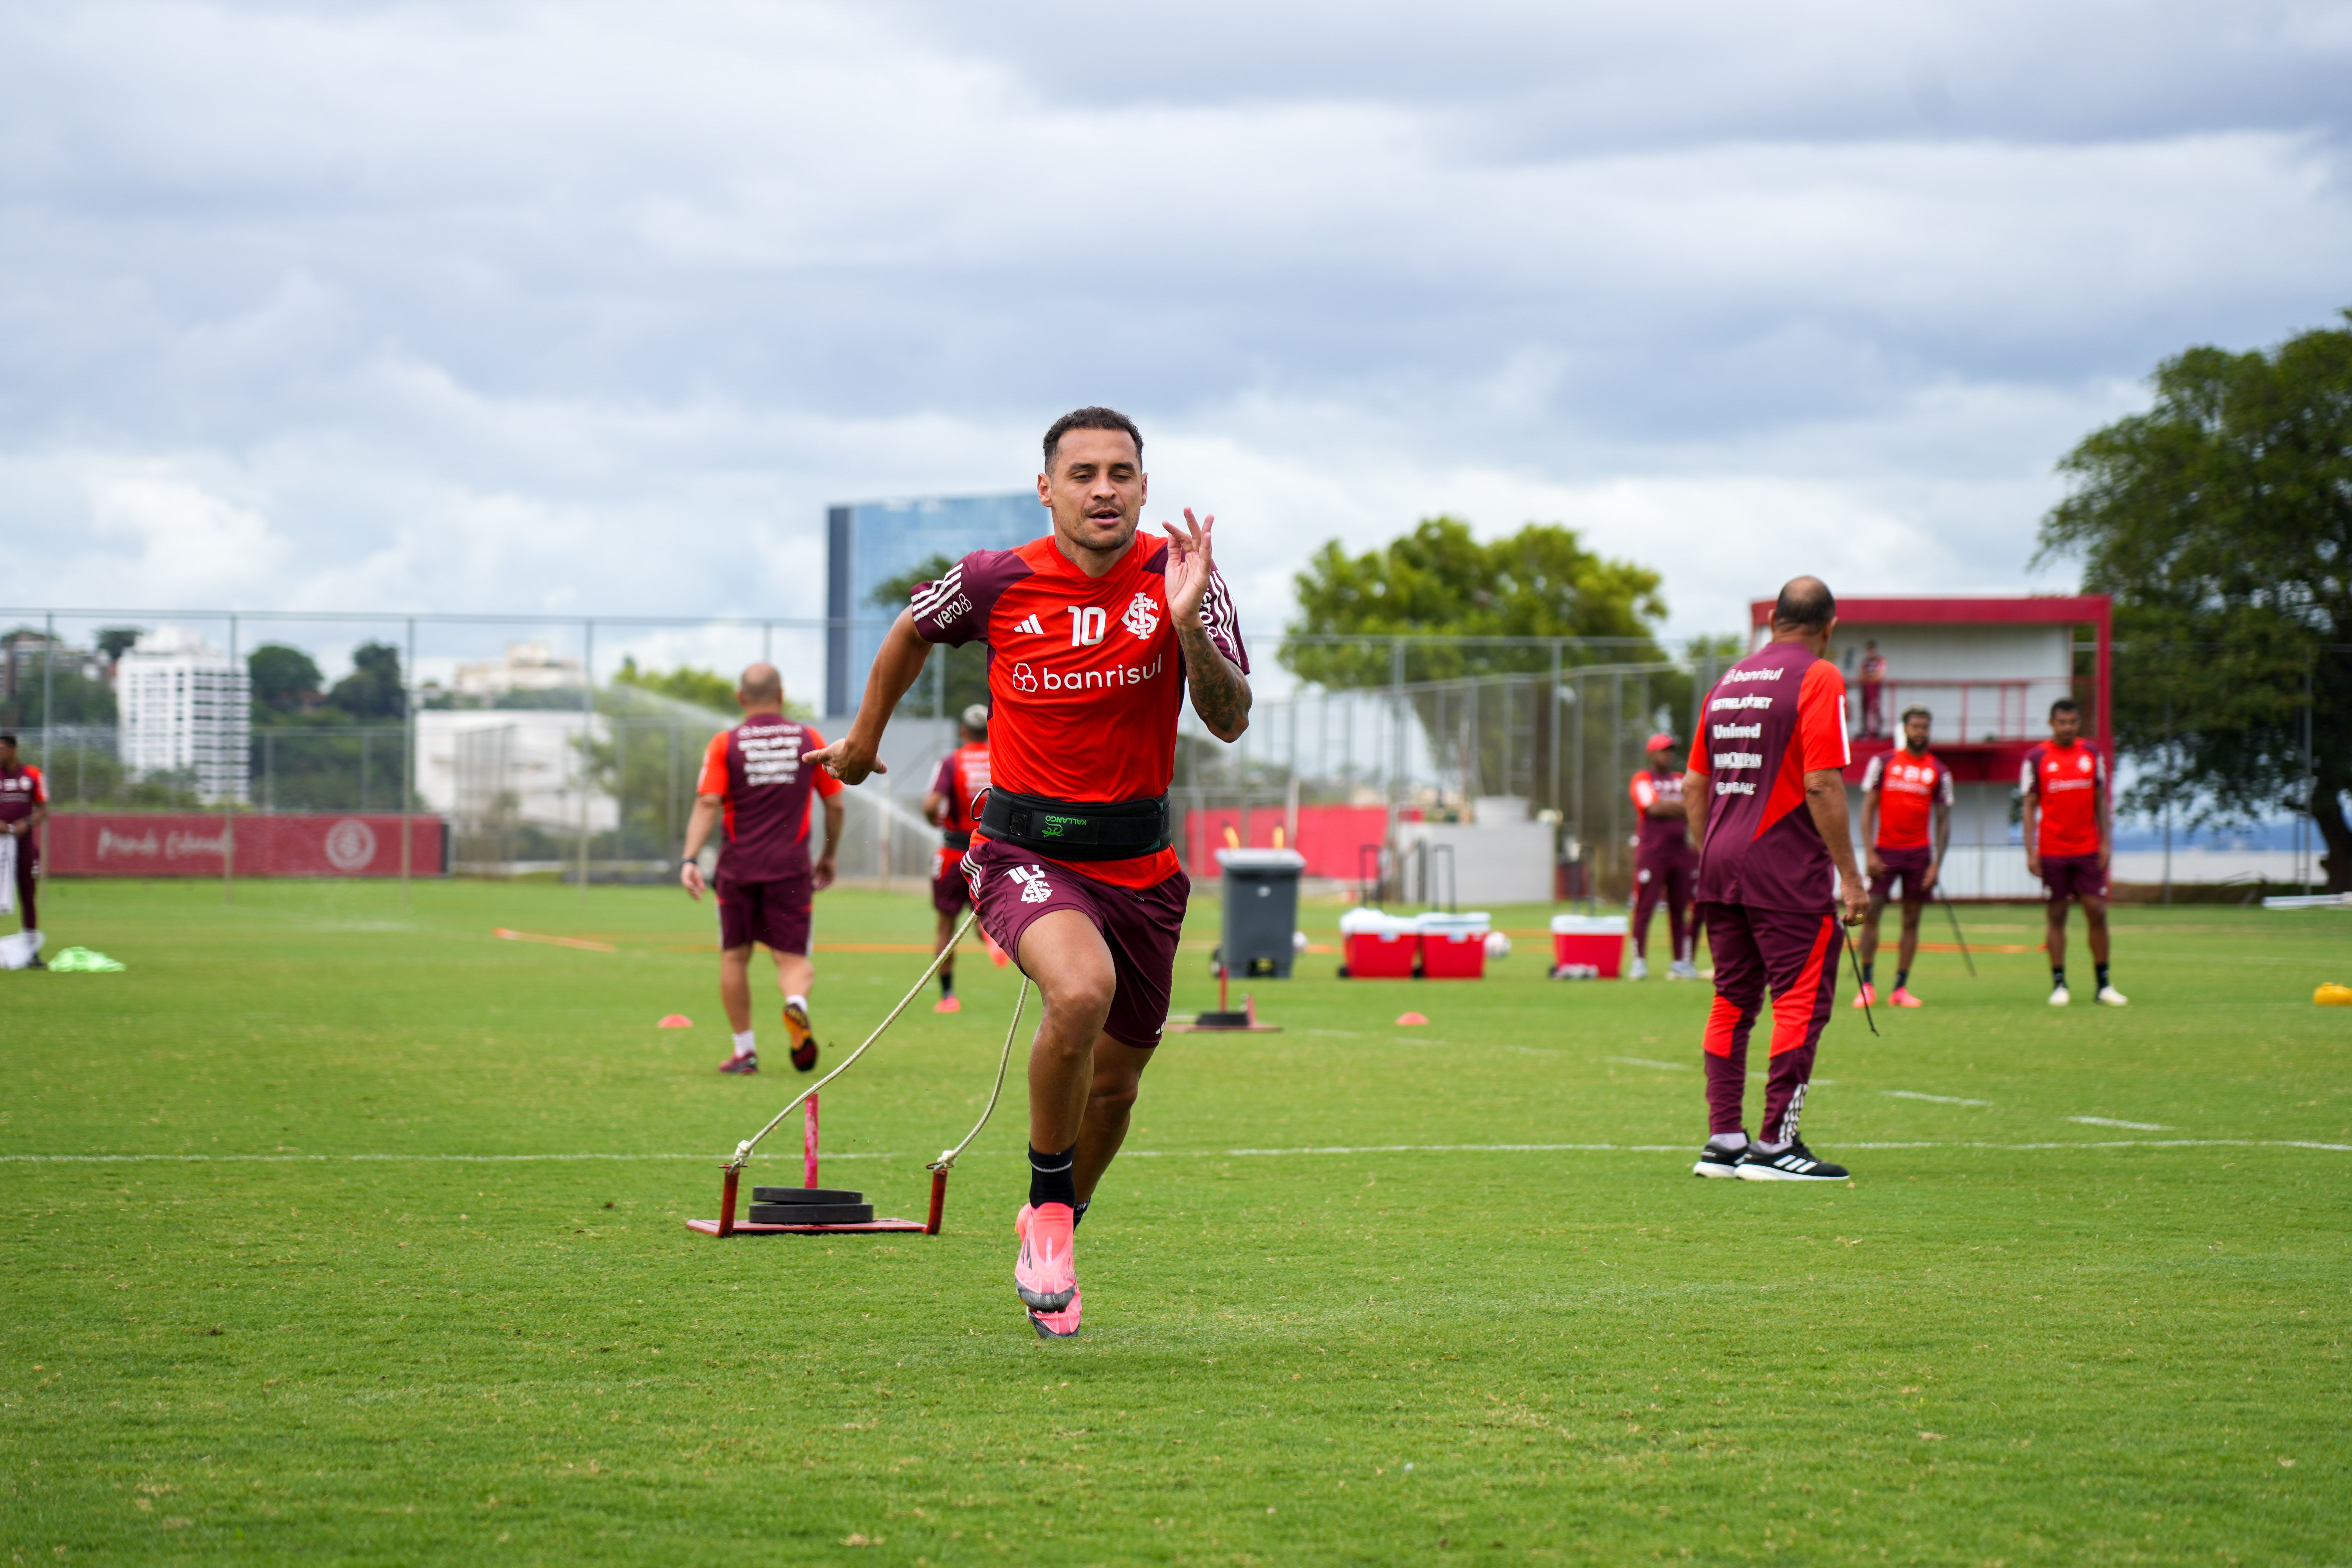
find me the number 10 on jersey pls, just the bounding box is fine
[1067,606,1107,647]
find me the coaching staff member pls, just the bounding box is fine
[680,663,845,1075]
[1684,577,1868,1183]
[0,733,46,964]
[812,406,1251,1339]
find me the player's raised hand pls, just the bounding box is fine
[804,732,886,786]
[1161,508,1216,628]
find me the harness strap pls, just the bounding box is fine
[978,789,1170,862]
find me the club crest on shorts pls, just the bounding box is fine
[1008,863,1053,904]
[1122,591,1160,641]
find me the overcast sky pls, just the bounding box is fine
[2,0,2347,686]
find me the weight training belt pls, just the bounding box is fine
[978,789,1171,862]
[941,830,972,851]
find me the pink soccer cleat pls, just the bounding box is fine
[1852,981,1877,1010]
[718,1050,758,1075]
[1889,986,1924,1008]
[1013,1200,1078,1324]
[933,995,962,1014]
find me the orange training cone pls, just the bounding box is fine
[1396,1011,1429,1026]
[657,1014,694,1029]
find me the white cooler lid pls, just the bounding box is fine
[1340,907,1416,935]
[1551,914,1629,934]
[1414,911,1492,933]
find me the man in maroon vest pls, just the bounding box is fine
[1683,577,1868,1182]
[680,664,845,1075]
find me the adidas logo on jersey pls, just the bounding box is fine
[1014,613,1045,636]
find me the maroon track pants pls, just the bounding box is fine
[1632,853,1696,961]
[1699,901,1840,1145]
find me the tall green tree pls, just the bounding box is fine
[2036,311,2352,891]
[1279,517,1669,687]
[329,642,407,722]
[869,554,989,719]
[249,644,325,715]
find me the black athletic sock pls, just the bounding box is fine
[2095,962,2111,989]
[1028,1143,1078,1211]
[940,969,954,997]
[1861,961,1875,985]
[2052,965,2067,989]
[1072,1198,1090,1230]
[1894,968,1909,992]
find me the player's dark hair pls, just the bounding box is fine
[1771,576,1836,633]
[1901,706,1931,726]
[2049,697,2080,718]
[1043,407,1143,472]
[0,733,15,748]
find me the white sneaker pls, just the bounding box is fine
[1668,960,1698,981]
[2096,985,2129,1006]
[1629,956,1649,980]
[2048,984,2071,1006]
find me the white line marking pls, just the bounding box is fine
[1887,1091,1992,1106]
[2067,1116,2171,1130]
[1608,1056,1691,1071]
[4,1138,2345,1163]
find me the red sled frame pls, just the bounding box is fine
[686,1092,942,1238]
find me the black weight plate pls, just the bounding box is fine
[751,1187,866,1205]
[748,1203,875,1225]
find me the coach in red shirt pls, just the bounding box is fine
[2022,698,2124,1006]
[680,664,846,1075]
[1683,578,1868,1183]
[814,407,1252,1339]
[0,733,47,965]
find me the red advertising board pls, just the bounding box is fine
[1183,804,1390,880]
[41,813,449,878]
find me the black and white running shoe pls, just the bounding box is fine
[1736,1140,1850,1182]
[1692,1143,1746,1178]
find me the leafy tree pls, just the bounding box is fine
[248,644,325,715]
[96,628,143,663]
[869,553,989,720]
[2036,311,2352,891]
[610,657,737,715]
[329,642,406,722]
[1279,517,1669,687]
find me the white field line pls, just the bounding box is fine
[1608,1056,1692,1071]
[5,1138,2348,1163]
[2068,1116,2171,1130]
[1886,1090,1992,1106]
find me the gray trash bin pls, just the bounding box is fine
[1214,847,1308,978]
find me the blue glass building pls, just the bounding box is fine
[825,493,1043,713]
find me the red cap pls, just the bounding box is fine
[1645,732,1679,753]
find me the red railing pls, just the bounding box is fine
[1850,677,2087,744]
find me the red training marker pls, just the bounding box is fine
[657,1014,694,1029]
[1395,1011,1428,1026]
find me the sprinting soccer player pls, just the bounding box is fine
[1683,577,1867,1183]
[811,406,1251,1339]
[2022,698,2125,1007]
[923,703,993,1014]
[0,734,47,967]
[1628,732,1698,980]
[1855,705,1953,1009]
[679,664,846,1074]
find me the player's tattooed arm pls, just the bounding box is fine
[1162,508,1252,742]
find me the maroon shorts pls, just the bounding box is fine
[715,872,812,954]
[2040,854,2107,903]
[1869,845,1935,903]
[932,846,972,916]
[961,835,1189,1050]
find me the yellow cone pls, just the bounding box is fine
[2316,983,2352,1007]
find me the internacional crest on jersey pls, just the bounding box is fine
[1686,642,1851,912]
[906,534,1248,888]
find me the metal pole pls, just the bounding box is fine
[40,612,55,779]
[1389,639,1406,846]
[1548,640,1561,815]
[2304,660,2316,895]
[763,620,773,665]
[402,616,415,905]
[225,614,238,905]
[2161,698,2172,906]
[579,620,594,901]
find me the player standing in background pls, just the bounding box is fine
[1627,733,1698,980]
[679,664,847,1073]
[1858,639,1888,738]
[2022,697,2125,1007]
[1855,706,1953,1009]
[0,735,47,967]
[1683,577,1867,1182]
[923,703,992,1014]
[812,406,1252,1339]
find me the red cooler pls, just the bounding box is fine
[1339,909,1418,978]
[1417,912,1492,979]
[1549,914,1627,979]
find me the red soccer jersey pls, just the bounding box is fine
[0,763,45,825]
[2021,740,2105,858]
[1861,749,1952,851]
[908,533,1248,888]
[696,717,843,882]
[1687,643,1851,911]
[929,742,992,837]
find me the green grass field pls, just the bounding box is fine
[4,878,2348,1565]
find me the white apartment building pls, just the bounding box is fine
[449,640,586,701]
[116,627,251,804]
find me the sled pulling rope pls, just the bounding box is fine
[694,911,1024,1239]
